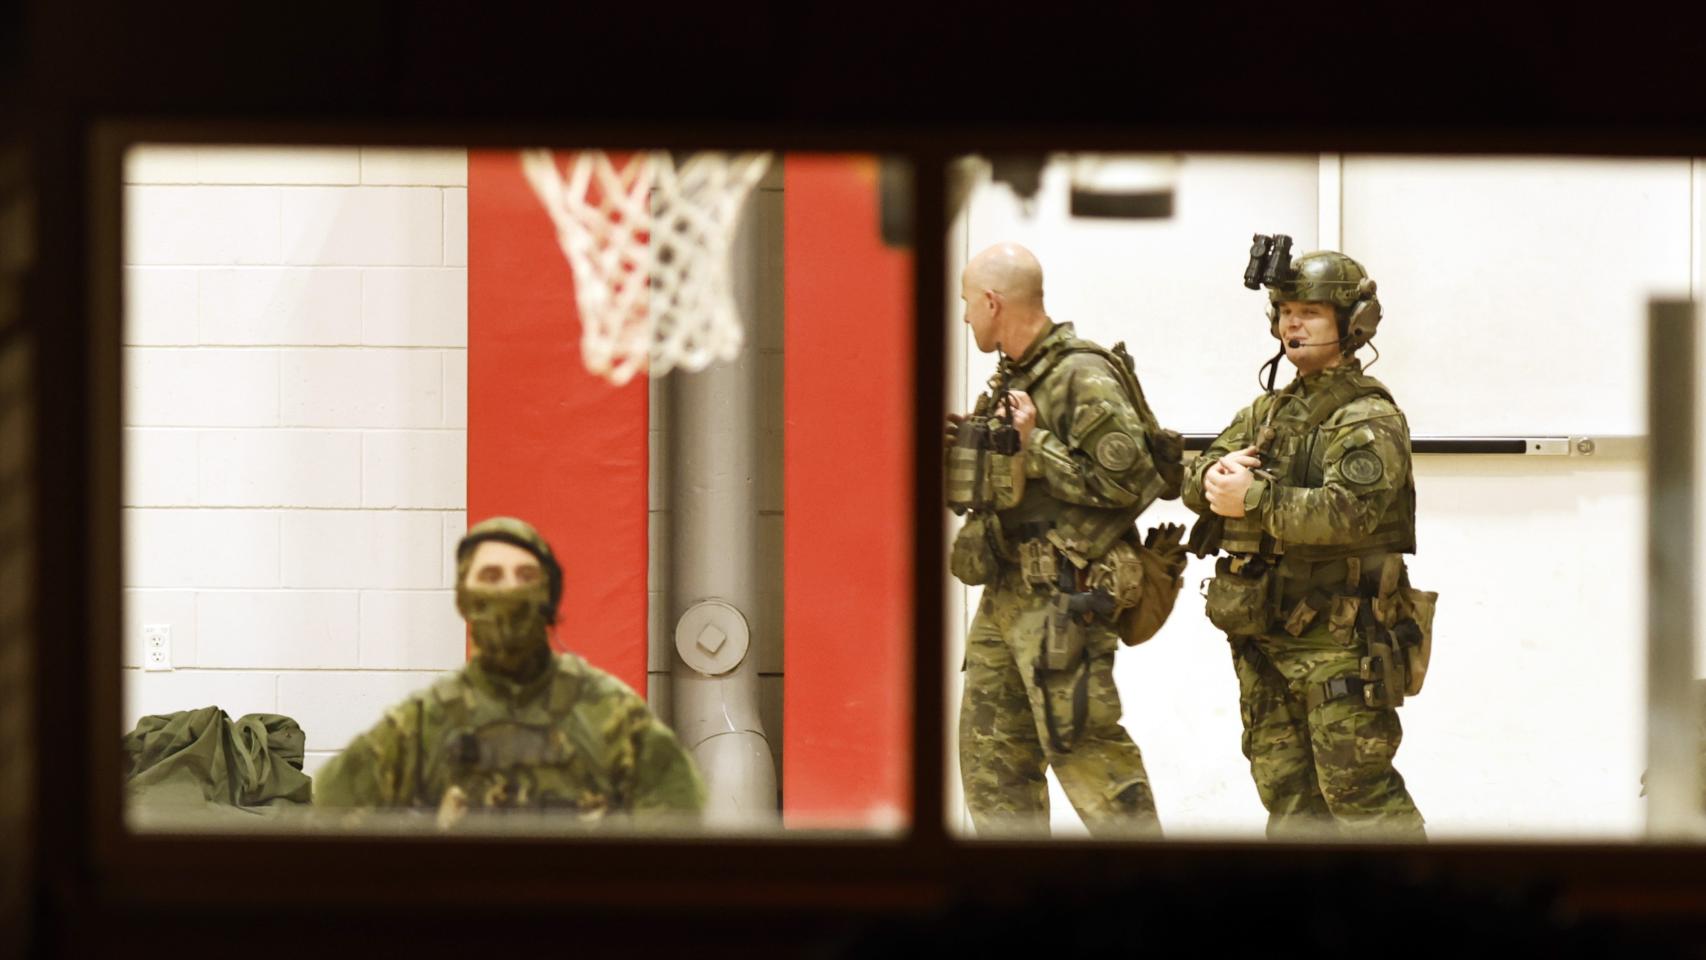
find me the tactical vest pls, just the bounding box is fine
[1218,370,1416,563]
[997,334,1174,560]
[404,660,621,816]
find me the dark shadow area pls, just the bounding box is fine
[14,0,1706,956]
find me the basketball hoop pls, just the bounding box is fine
[520,149,772,385]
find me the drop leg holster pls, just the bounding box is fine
[1036,551,1117,754]
[1304,555,1418,712]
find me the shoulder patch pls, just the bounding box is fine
[1094,431,1139,471]
[1340,447,1385,486]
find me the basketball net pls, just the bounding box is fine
[520,150,772,385]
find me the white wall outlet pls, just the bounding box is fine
[143,624,172,672]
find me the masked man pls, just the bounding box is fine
[1183,239,1436,838]
[315,516,706,824]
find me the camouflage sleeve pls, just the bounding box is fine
[1245,397,1410,545]
[1181,405,1256,517]
[582,673,708,817]
[312,702,419,809]
[1003,355,1160,509]
[627,714,709,816]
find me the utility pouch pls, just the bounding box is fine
[1018,538,1059,586]
[945,422,994,514]
[1203,555,1273,636]
[1042,602,1090,672]
[1106,524,1188,647]
[1356,601,1406,709]
[949,514,999,586]
[1086,538,1144,612]
[1395,585,1437,696]
[1282,588,1334,638]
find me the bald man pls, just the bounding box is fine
[948,243,1182,836]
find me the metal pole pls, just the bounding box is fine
[664,179,779,827]
[668,344,778,827]
[1646,298,1697,837]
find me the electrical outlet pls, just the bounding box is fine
[143,624,172,672]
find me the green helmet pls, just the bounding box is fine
[455,516,564,623]
[1265,250,1383,353]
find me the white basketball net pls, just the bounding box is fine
[520,149,772,385]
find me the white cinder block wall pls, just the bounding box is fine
[122,145,469,779]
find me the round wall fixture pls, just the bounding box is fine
[674,599,751,676]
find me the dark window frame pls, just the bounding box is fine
[54,116,1706,930]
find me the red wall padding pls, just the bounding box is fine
[781,156,914,825]
[466,150,649,695]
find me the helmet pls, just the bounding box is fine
[1265,250,1383,353]
[455,516,565,623]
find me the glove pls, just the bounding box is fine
[1142,523,1188,579]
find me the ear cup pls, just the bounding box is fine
[1266,302,1280,339]
[1344,296,1382,350]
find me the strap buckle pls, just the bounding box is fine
[1306,675,1366,712]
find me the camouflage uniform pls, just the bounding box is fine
[955,321,1170,836]
[1184,359,1426,837]
[315,516,705,823]
[313,652,706,819]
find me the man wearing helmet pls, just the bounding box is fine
[314,516,707,825]
[1182,239,1436,838]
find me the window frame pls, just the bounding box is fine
[62,118,1706,923]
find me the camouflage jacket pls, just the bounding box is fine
[314,653,706,819]
[1181,359,1415,563]
[985,322,1167,560]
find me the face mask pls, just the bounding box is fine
[456,581,551,676]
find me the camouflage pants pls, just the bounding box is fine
[959,577,1159,837]
[1231,620,1424,839]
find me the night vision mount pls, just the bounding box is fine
[1243,233,1296,290]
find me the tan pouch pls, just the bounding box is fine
[949,514,998,586]
[1398,585,1437,696]
[1103,528,1187,646]
[1018,538,1060,586]
[1203,556,1272,636]
[1087,538,1144,611]
[1041,606,1089,672]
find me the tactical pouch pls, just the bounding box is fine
[1018,538,1059,586]
[1086,538,1144,612]
[945,423,994,514]
[1282,588,1333,638]
[1355,600,1407,709]
[1042,603,1090,672]
[1104,525,1187,647]
[1203,556,1273,636]
[1396,585,1437,696]
[949,514,999,586]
